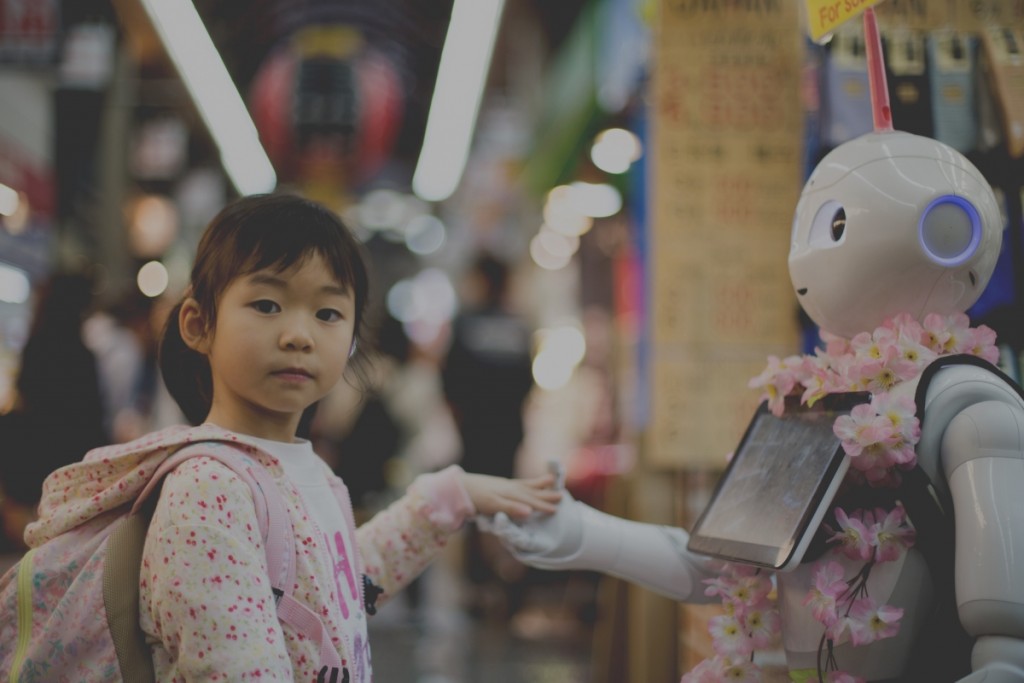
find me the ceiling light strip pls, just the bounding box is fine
[412,0,506,203]
[139,0,276,195]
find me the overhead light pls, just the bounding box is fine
[569,181,622,218]
[0,183,19,217]
[537,226,579,258]
[532,325,586,391]
[530,233,572,271]
[543,186,593,237]
[405,214,447,255]
[0,262,30,304]
[591,128,642,174]
[139,0,276,195]
[137,260,170,298]
[412,0,505,202]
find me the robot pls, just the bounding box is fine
[484,14,1024,681]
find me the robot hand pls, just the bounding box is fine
[478,479,721,603]
[477,493,588,569]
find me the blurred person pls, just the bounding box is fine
[312,315,411,519]
[441,252,536,617]
[381,318,461,486]
[0,271,108,550]
[83,290,162,443]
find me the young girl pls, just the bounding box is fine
[23,193,560,682]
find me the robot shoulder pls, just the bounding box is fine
[915,354,1024,486]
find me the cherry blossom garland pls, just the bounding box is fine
[681,313,1000,683]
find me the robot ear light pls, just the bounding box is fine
[918,195,982,266]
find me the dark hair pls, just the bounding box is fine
[159,193,371,425]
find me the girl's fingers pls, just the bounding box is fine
[502,501,533,519]
[462,472,562,516]
[525,473,558,489]
[508,489,560,513]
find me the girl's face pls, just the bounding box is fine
[185,253,356,441]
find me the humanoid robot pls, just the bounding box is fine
[485,10,1024,682]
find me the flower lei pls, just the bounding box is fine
[682,312,1000,683]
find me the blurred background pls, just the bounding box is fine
[2,1,1024,681]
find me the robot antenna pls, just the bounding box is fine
[863,8,894,133]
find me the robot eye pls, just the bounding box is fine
[808,200,847,248]
[831,209,846,242]
[918,195,981,266]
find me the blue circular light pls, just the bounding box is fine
[917,194,981,266]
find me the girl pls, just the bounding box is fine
[25,193,560,682]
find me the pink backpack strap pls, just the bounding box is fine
[133,442,346,675]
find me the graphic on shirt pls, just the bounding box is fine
[329,530,360,619]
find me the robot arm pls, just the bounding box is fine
[941,398,1024,682]
[480,492,721,603]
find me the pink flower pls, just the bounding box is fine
[847,598,903,645]
[894,321,936,371]
[829,508,873,561]
[720,659,762,683]
[800,353,839,406]
[681,655,761,683]
[703,575,736,601]
[850,331,879,358]
[847,443,899,482]
[944,313,974,354]
[852,345,917,392]
[870,506,916,562]
[967,325,1000,364]
[732,574,773,608]
[803,561,847,625]
[820,329,851,357]
[749,355,803,416]
[834,404,894,458]
[859,393,921,471]
[709,613,753,657]
[828,672,866,683]
[872,393,920,444]
[681,656,725,683]
[742,604,781,648]
[705,565,774,610]
[883,312,920,335]
[922,313,954,353]
[825,614,850,641]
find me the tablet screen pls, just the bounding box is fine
[687,393,868,570]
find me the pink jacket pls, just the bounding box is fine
[25,424,475,682]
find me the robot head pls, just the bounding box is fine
[789,131,1002,339]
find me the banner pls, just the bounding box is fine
[649,0,802,468]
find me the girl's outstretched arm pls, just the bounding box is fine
[355,466,559,608]
[458,471,562,519]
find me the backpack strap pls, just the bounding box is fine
[104,512,158,683]
[108,440,345,677]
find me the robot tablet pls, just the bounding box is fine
[687,392,869,571]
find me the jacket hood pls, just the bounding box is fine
[25,424,278,546]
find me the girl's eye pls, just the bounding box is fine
[251,300,280,314]
[317,308,343,322]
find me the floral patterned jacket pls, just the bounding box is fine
[23,424,475,682]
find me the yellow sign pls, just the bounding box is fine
[805,0,883,42]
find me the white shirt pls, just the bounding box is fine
[242,433,346,538]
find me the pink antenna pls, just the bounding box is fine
[863,8,893,132]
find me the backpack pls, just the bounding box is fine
[1,440,347,683]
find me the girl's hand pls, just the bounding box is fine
[460,471,562,519]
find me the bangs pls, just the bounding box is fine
[192,194,369,321]
[233,200,363,291]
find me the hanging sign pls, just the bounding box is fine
[804,0,883,43]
